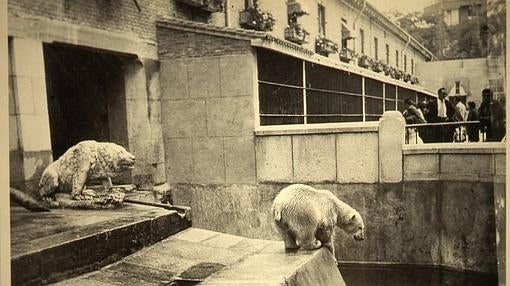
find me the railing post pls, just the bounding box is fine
[378,110,405,183]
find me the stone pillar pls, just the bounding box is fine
[9,38,53,194]
[378,111,405,183]
[143,59,167,186]
[123,58,167,191]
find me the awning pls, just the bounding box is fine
[342,22,357,40]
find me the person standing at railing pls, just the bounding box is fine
[403,98,426,144]
[479,88,505,142]
[453,97,468,142]
[453,97,468,121]
[466,101,480,142]
[427,87,456,142]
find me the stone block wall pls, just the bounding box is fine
[158,26,256,185]
[255,131,380,184]
[8,0,214,42]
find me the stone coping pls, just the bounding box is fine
[254,122,379,136]
[403,142,506,154]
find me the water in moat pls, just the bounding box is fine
[338,264,498,286]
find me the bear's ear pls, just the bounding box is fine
[350,214,356,221]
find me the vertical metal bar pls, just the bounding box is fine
[362,76,366,122]
[395,85,399,111]
[382,82,386,113]
[302,60,307,125]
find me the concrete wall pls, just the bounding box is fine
[416,58,491,106]
[168,111,505,276]
[158,27,256,185]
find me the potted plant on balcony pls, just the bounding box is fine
[315,36,339,56]
[383,64,392,76]
[411,76,419,85]
[285,23,310,44]
[394,69,404,80]
[358,54,372,68]
[239,0,276,31]
[372,60,384,72]
[404,73,412,82]
[339,48,354,63]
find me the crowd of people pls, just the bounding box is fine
[402,88,505,143]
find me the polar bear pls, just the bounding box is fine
[271,184,365,256]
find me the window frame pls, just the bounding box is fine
[360,29,365,54]
[318,4,326,36]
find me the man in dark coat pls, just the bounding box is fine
[479,88,505,141]
[427,87,456,142]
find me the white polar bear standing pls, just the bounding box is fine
[271,184,365,256]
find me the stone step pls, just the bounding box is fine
[10,203,191,286]
[50,228,347,286]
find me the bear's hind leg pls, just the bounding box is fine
[274,221,299,251]
[297,229,321,250]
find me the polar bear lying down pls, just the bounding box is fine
[272,184,365,256]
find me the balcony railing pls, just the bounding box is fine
[284,24,310,44]
[315,36,339,56]
[239,0,276,31]
[404,121,506,144]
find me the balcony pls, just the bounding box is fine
[284,24,310,45]
[339,48,357,63]
[175,0,224,13]
[239,1,276,32]
[315,36,338,56]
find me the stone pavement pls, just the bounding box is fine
[52,228,347,286]
[10,203,190,285]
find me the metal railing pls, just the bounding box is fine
[404,121,505,144]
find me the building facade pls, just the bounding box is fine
[424,0,484,26]
[8,0,437,194]
[416,56,505,106]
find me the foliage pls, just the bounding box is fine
[388,3,506,60]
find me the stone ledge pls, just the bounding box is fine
[255,122,379,136]
[403,142,506,154]
[52,228,346,286]
[10,204,191,286]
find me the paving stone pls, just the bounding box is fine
[202,233,247,249]
[172,228,220,243]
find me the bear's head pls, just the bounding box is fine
[103,143,136,174]
[341,212,365,241]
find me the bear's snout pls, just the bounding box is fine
[353,231,365,241]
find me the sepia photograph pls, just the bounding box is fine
[1,0,507,285]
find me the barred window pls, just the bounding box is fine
[257,49,433,126]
